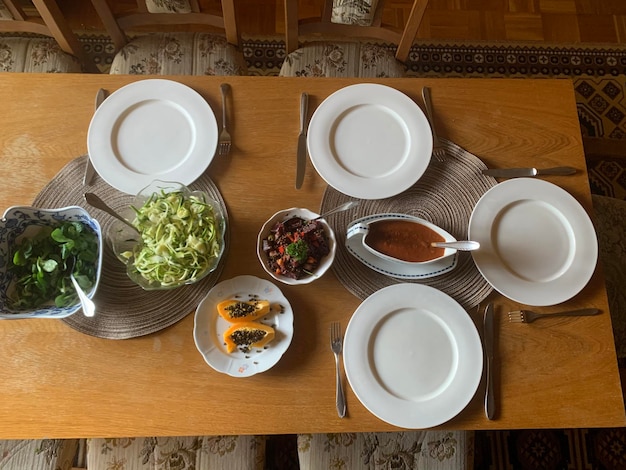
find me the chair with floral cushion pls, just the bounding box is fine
[89,0,247,75]
[0,0,91,72]
[297,431,474,470]
[85,435,267,470]
[280,0,429,78]
[0,439,79,470]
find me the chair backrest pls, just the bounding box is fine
[0,0,89,66]
[90,0,241,52]
[284,0,429,63]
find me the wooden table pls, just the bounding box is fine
[0,74,623,439]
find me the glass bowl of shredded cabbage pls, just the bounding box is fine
[110,181,226,291]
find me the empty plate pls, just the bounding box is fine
[88,79,218,194]
[307,83,432,199]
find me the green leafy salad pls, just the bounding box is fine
[121,190,222,287]
[8,222,99,310]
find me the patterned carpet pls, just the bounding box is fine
[79,35,626,470]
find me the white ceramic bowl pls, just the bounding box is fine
[257,208,336,285]
[109,180,226,291]
[0,206,103,319]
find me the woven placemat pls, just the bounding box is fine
[321,139,497,311]
[32,156,229,339]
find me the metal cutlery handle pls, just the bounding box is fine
[485,356,495,419]
[220,83,229,131]
[334,352,346,418]
[84,88,107,185]
[84,193,139,233]
[538,166,577,175]
[546,308,600,318]
[300,92,308,134]
[422,87,441,146]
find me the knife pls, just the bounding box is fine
[483,302,496,420]
[482,166,576,178]
[295,92,308,189]
[84,88,107,186]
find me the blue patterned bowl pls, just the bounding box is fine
[0,206,103,319]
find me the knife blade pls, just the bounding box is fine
[295,92,309,189]
[483,302,496,420]
[482,166,577,178]
[83,88,107,186]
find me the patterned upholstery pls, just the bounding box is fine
[280,0,409,78]
[0,0,87,72]
[91,0,248,76]
[297,431,474,469]
[0,37,82,72]
[279,41,405,78]
[110,32,247,75]
[145,0,192,14]
[330,0,380,25]
[86,435,266,470]
[0,439,78,470]
[592,194,626,361]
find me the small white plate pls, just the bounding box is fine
[343,283,483,429]
[88,79,218,194]
[345,214,458,279]
[193,275,294,377]
[307,84,432,199]
[469,178,598,306]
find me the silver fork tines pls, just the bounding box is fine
[421,86,446,163]
[218,83,232,156]
[330,322,347,418]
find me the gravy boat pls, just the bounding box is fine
[346,214,458,266]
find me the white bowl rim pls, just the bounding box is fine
[257,207,337,285]
[0,205,103,319]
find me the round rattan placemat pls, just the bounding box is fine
[321,140,497,310]
[32,156,229,339]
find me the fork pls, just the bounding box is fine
[508,308,600,323]
[330,322,347,418]
[421,86,446,163]
[218,83,232,156]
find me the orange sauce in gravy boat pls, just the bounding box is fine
[347,215,457,266]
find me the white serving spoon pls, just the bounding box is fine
[69,258,95,317]
[432,240,480,251]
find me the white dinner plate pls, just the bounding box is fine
[469,178,598,306]
[193,275,294,378]
[307,83,432,199]
[343,283,483,429]
[345,213,458,279]
[88,79,218,194]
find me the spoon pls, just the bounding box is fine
[431,240,480,251]
[313,201,361,220]
[68,258,95,317]
[84,193,139,233]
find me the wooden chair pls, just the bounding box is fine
[280,0,429,77]
[0,0,92,72]
[89,0,248,75]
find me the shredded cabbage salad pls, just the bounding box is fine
[122,190,222,287]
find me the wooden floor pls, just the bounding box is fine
[59,0,626,45]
